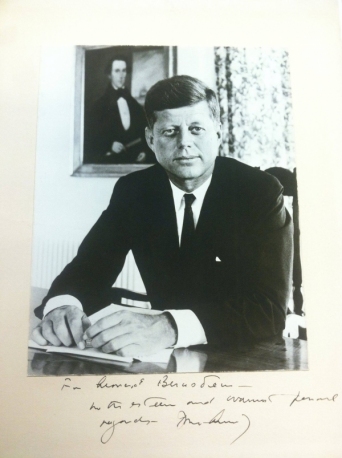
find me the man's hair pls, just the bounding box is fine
[105,55,129,75]
[144,75,220,129]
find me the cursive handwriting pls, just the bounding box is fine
[266,392,339,406]
[88,391,339,413]
[157,374,232,389]
[177,409,238,427]
[187,397,215,405]
[108,401,122,409]
[100,417,157,444]
[61,377,81,391]
[227,395,267,404]
[90,402,101,410]
[96,376,144,390]
[231,414,251,445]
[57,375,339,447]
[177,411,202,427]
[177,410,250,445]
[289,392,338,407]
[144,397,176,408]
[203,409,238,425]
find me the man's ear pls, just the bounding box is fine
[145,127,154,151]
[216,123,222,144]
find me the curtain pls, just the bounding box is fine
[214,47,295,170]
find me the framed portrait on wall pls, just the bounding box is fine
[73,45,177,177]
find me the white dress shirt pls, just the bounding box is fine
[43,175,212,348]
[117,97,130,131]
[112,85,130,131]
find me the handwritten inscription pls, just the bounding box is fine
[61,377,81,391]
[227,395,267,404]
[289,392,338,407]
[177,410,250,445]
[60,376,339,445]
[144,397,176,408]
[96,376,145,389]
[100,417,158,444]
[157,374,232,389]
[108,400,122,409]
[187,397,215,405]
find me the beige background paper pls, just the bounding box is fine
[1,0,342,456]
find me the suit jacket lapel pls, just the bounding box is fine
[146,165,179,261]
[195,157,238,261]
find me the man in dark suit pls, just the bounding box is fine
[84,56,154,164]
[32,75,293,356]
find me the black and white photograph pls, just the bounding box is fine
[28,45,307,376]
[4,1,342,456]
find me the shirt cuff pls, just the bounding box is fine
[165,309,207,348]
[172,348,208,372]
[43,295,83,318]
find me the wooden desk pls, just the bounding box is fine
[28,287,308,376]
[28,336,307,376]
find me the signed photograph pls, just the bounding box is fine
[2,1,342,457]
[28,45,307,377]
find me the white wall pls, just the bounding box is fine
[178,46,216,89]
[34,46,118,243]
[31,46,216,288]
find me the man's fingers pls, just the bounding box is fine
[41,320,62,346]
[52,315,73,347]
[84,312,124,339]
[91,324,130,349]
[82,315,91,332]
[31,325,49,346]
[101,333,134,354]
[31,306,90,350]
[66,310,89,350]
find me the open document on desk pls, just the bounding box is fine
[28,304,173,364]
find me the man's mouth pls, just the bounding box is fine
[174,157,199,163]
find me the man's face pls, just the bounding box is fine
[109,60,127,89]
[146,101,221,188]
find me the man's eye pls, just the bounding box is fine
[163,129,176,136]
[190,126,204,134]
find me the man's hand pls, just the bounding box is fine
[83,311,177,357]
[31,305,91,350]
[111,141,125,154]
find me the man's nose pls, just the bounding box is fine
[177,128,192,149]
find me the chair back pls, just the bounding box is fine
[265,167,304,317]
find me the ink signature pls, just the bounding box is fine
[177,409,250,445]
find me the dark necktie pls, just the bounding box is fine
[180,194,196,258]
[110,88,127,107]
[116,88,127,99]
